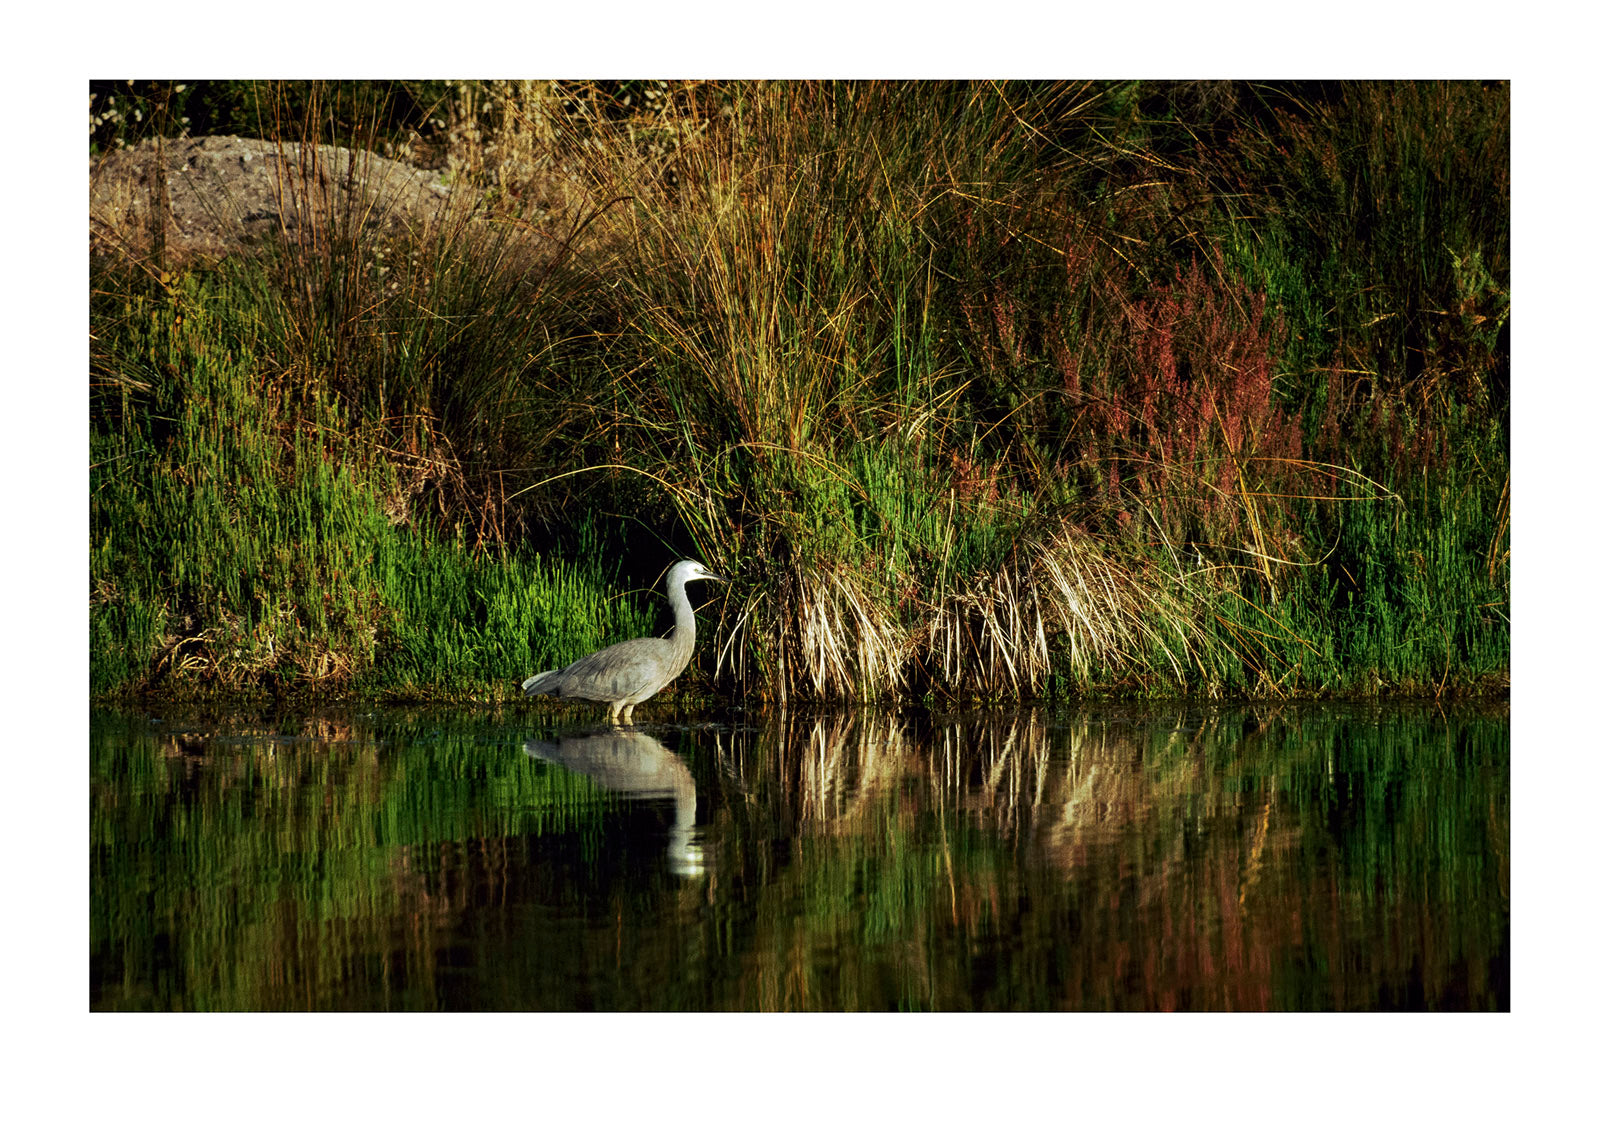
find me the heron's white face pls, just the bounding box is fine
[677,560,726,584]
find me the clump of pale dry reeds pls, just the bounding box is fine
[719,564,910,705]
[709,521,1207,704]
[923,522,1201,699]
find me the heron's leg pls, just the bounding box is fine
[609,702,622,725]
[620,703,635,725]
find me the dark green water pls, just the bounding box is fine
[90,701,1508,1010]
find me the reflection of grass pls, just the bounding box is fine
[91,710,618,1009]
[91,698,1507,1010]
[699,705,1508,1009]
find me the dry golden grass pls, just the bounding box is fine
[922,523,1203,699]
[708,520,1208,704]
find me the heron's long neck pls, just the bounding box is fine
[668,578,696,665]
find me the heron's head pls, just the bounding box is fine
[671,559,727,586]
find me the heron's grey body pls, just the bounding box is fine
[520,560,725,723]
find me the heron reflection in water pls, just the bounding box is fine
[524,729,704,876]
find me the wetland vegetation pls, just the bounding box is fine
[89,80,1510,705]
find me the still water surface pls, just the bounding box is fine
[91,701,1508,1010]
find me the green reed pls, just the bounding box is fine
[89,268,650,700]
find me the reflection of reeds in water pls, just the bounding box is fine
[713,706,1316,1008]
[795,714,913,828]
[752,708,1229,848]
[94,704,1506,1009]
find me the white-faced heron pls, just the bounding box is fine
[520,559,726,723]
